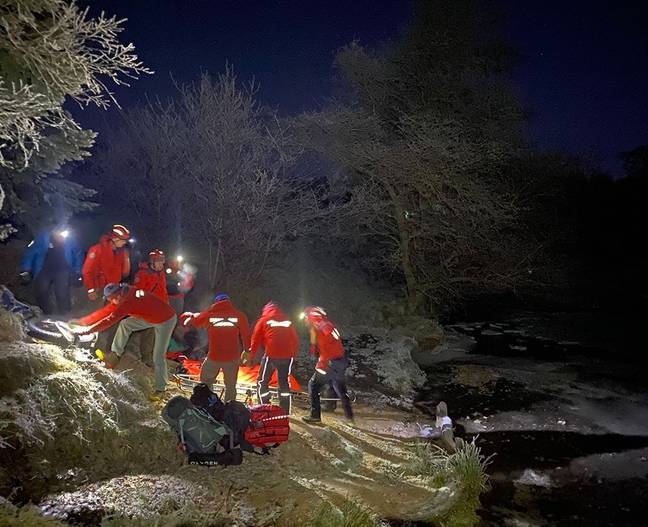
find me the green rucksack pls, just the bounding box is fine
[162,396,231,455]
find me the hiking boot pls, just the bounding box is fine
[103,351,122,369]
[301,415,322,424]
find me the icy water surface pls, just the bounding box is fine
[416,311,648,526]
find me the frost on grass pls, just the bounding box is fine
[0,308,24,343]
[0,342,182,495]
[311,499,378,527]
[403,439,491,526]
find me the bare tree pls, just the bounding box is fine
[297,1,528,313]
[91,70,334,294]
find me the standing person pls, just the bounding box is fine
[134,250,169,303]
[180,293,250,402]
[243,301,299,415]
[133,249,169,366]
[71,283,177,400]
[300,306,354,424]
[19,225,83,315]
[82,224,131,302]
[82,224,131,355]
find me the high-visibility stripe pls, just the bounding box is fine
[212,321,236,327]
[258,356,270,402]
[266,320,292,327]
[316,368,327,375]
[135,289,145,298]
[331,328,341,340]
[227,317,238,323]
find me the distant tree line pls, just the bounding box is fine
[2,0,645,315]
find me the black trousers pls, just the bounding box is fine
[34,269,71,315]
[256,356,293,414]
[308,357,353,420]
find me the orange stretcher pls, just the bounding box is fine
[173,359,303,398]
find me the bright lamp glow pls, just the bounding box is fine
[176,255,184,263]
[129,238,136,244]
[59,230,69,238]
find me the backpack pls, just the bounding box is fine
[245,404,290,448]
[190,383,225,421]
[222,400,254,452]
[162,396,242,466]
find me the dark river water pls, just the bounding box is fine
[415,309,648,526]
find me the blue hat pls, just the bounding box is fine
[103,283,125,299]
[214,293,230,302]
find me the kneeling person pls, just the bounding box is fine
[180,293,250,402]
[73,283,177,398]
[301,306,353,424]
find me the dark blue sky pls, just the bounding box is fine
[79,0,648,175]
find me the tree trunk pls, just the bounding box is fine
[393,199,425,315]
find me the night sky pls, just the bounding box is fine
[78,0,648,176]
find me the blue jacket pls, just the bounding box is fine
[20,231,84,277]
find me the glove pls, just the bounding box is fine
[179,312,196,327]
[240,350,250,366]
[19,271,32,285]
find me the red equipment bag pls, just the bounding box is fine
[245,404,290,448]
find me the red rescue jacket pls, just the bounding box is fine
[78,286,175,334]
[185,299,251,362]
[134,263,169,303]
[311,319,345,370]
[82,235,130,294]
[250,305,299,360]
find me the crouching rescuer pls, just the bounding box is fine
[301,306,354,424]
[243,301,298,415]
[71,283,177,399]
[180,293,251,402]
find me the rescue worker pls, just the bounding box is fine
[300,306,354,424]
[19,225,83,315]
[180,293,250,402]
[82,224,132,356]
[133,249,169,366]
[244,301,299,415]
[82,224,131,302]
[71,283,177,400]
[134,250,169,303]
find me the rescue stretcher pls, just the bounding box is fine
[26,319,356,405]
[172,358,356,404]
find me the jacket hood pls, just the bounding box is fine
[262,303,285,319]
[211,298,235,313]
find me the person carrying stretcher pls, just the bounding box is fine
[243,301,298,415]
[180,293,250,402]
[300,306,354,424]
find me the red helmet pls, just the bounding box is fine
[111,224,130,240]
[302,306,327,324]
[148,249,165,263]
